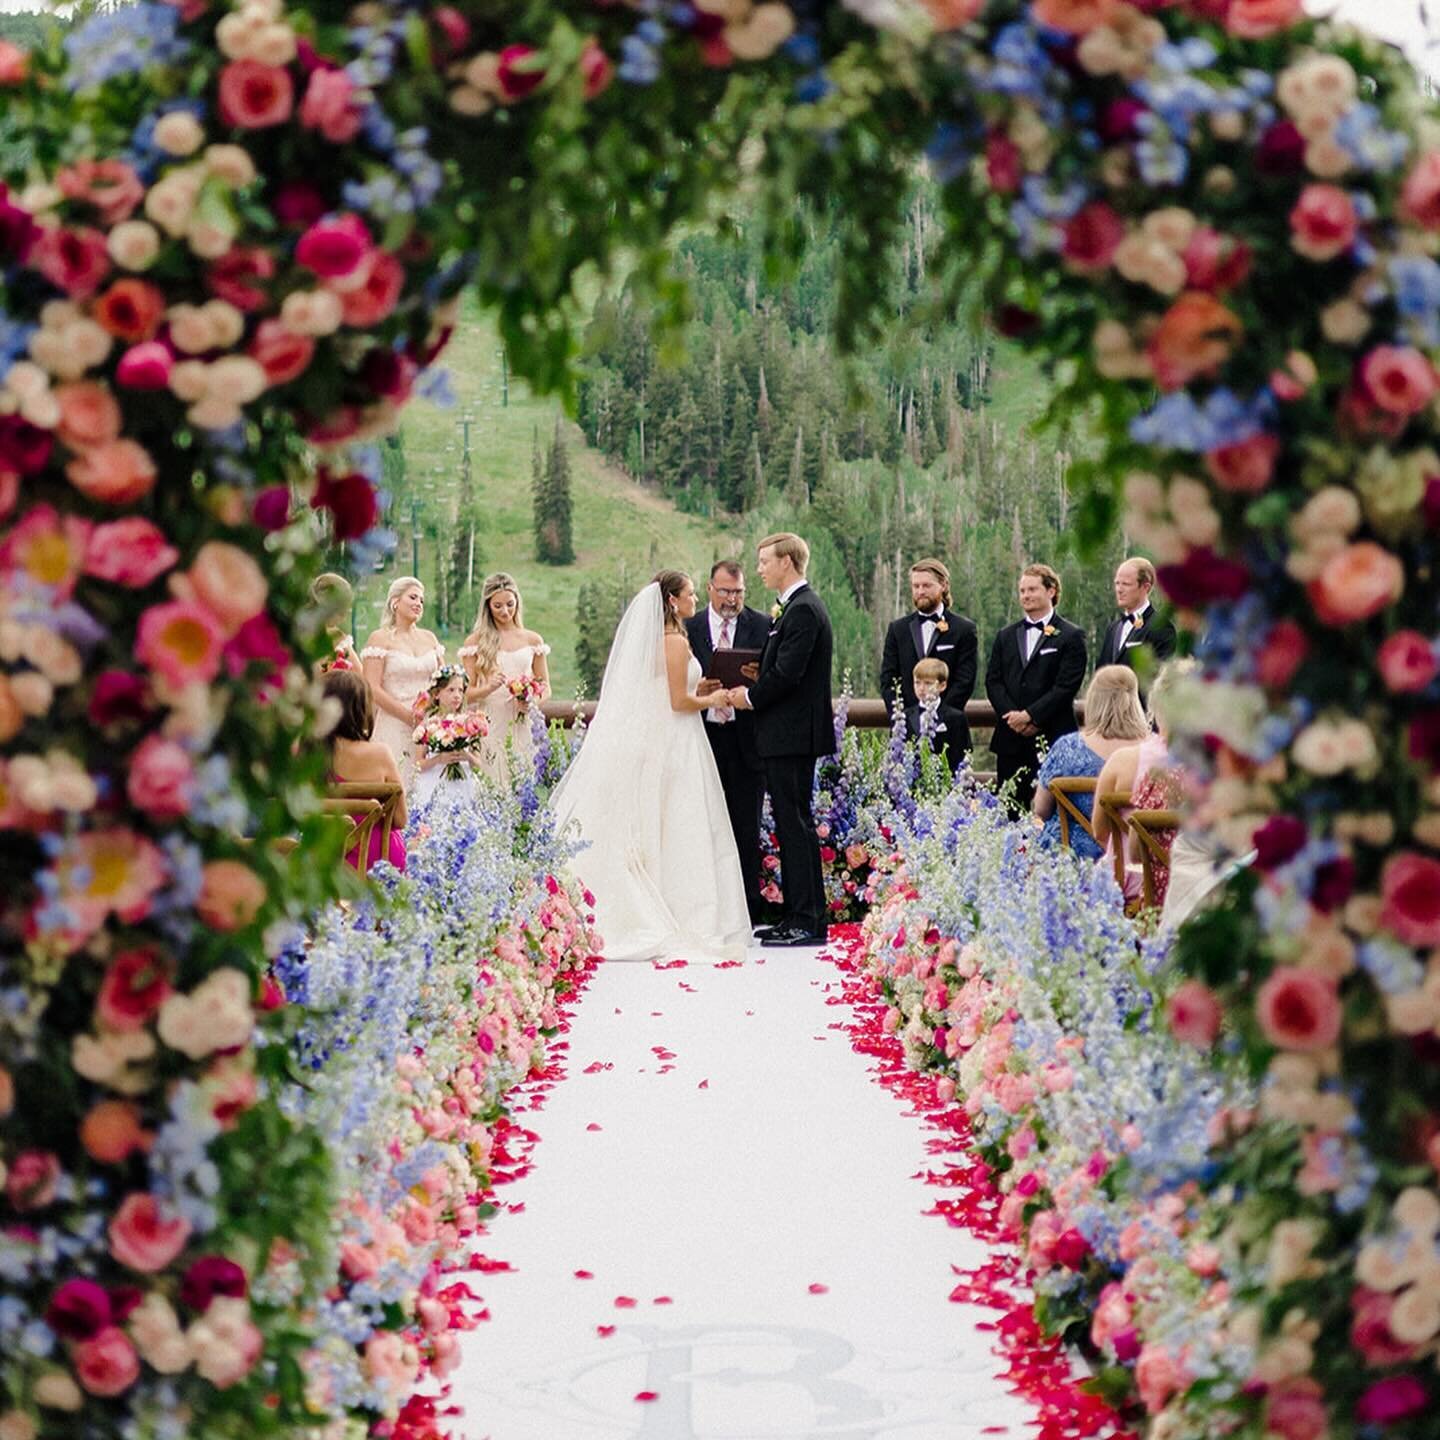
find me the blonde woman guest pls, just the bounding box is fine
[1093,661,1194,906]
[1033,665,1151,860]
[360,576,444,787]
[458,572,550,783]
[310,571,361,674]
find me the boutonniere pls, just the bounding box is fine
[771,601,786,621]
[934,617,949,633]
[1043,625,1057,637]
[1130,616,1144,631]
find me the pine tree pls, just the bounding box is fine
[535,418,575,565]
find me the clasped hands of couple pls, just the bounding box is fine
[695,664,758,710]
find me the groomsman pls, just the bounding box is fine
[730,532,834,947]
[878,557,977,755]
[984,563,1087,812]
[687,560,770,924]
[1096,557,1177,685]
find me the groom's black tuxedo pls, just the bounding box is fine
[746,583,834,935]
[686,605,769,921]
[985,613,1086,810]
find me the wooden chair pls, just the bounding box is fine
[1095,789,1132,891]
[1047,776,1098,851]
[1129,809,1181,910]
[323,782,404,875]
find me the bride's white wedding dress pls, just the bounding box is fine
[550,583,750,963]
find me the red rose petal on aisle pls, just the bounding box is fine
[586,1123,602,1132]
[614,1295,637,1308]
[634,1391,660,1403]
[807,1283,829,1295]
[715,959,742,968]
[652,1295,672,1305]
[596,1324,615,1337]
[698,1079,709,1089]
[573,1270,593,1279]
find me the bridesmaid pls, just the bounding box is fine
[360,575,445,788]
[310,571,362,674]
[458,572,550,784]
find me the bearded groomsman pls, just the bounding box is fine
[878,558,977,756]
[1096,557,1177,686]
[984,563,1086,812]
[687,560,770,924]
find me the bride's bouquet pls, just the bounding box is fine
[413,710,489,781]
[507,673,545,708]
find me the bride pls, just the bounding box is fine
[550,571,751,963]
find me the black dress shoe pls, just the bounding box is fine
[752,923,782,940]
[759,925,826,948]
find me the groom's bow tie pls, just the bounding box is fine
[1023,619,1046,631]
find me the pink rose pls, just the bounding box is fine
[295,214,373,280]
[1265,1378,1328,1440]
[340,1241,380,1281]
[135,599,227,687]
[6,1150,61,1211]
[0,39,27,86]
[1355,1376,1427,1425]
[84,518,179,589]
[217,60,294,129]
[29,225,110,298]
[1351,1288,1418,1367]
[580,38,613,99]
[1226,0,1303,39]
[1255,966,1342,1051]
[1134,1343,1184,1413]
[1256,619,1309,688]
[66,439,158,505]
[0,504,90,600]
[340,251,405,327]
[108,1193,191,1273]
[1290,184,1358,262]
[496,43,546,102]
[1308,541,1404,625]
[126,734,195,820]
[175,541,268,637]
[1167,979,1222,1047]
[196,859,267,931]
[300,66,362,141]
[96,947,172,1031]
[54,381,122,451]
[57,159,144,227]
[1378,630,1438,694]
[73,1326,140,1397]
[247,320,314,386]
[1400,151,1440,230]
[1054,1227,1091,1270]
[1061,202,1125,275]
[1182,226,1251,293]
[115,341,174,390]
[1359,346,1439,418]
[1380,851,1440,945]
[188,1297,262,1388]
[985,131,1023,194]
[206,247,275,311]
[1205,433,1279,494]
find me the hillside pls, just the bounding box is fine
[356,298,748,696]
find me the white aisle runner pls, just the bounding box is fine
[450,946,1036,1440]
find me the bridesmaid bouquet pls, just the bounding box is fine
[413,711,490,781]
[507,674,546,708]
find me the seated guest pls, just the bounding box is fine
[906,657,970,775]
[323,669,407,874]
[310,572,361,674]
[1093,662,1193,907]
[1033,665,1150,860]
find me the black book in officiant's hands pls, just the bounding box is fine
[704,647,762,689]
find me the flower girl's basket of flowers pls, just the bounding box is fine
[413,711,489,780]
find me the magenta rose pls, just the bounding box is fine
[252,485,292,532]
[217,59,294,129]
[1053,1227,1091,1270]
[312,469,378,540]
[0,414,54,475]
[1183,226,1251,293]
[1256,118,1306,175]
[496,43,546,102]
[1311,855,1354,914]
[271,180,327,227]
[1408,709,1440,770]
[45,1279,111,1340]
[1166,980,1222,1047]
[295,213,373,280]
[1061,202,1125,275]
[1252,815,1307,872]
[88,670,153,734]
[1156,546,1250,608]
[1355,1376,1427,1425]
[1380,852,1440,946]
[84,517,179,588]
[96,947,172,1031]
[73,1325,140,1397]
[1098,97,1146,143]
[5,1149,61,1211]
[115,341,174,390]
[1377,630,1438,694]
[108,1193,192,1273]
[0,181,38,262]
[1255,966,1342,1051]
[180,1255,248,1312]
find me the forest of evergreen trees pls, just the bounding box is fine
[574,190,1130,694]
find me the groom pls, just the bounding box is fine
[729,532,834,947]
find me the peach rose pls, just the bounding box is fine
[0,1063,12,1116]
[92,278,166,343]
[1290,183,1358,261]
[175,541,268,637]
[1226,0,1303,39]
[1032,0,1118,34]
[108,1192,191,1272]
[53,381,123,451]
[66,439,157,505]
[73,1326,140,1397]
[1255,966,1342,1051]
[1308,540,1404,624]
[80,1100,149,1164]
[1147,291,1242,391]
[197,861,267,931]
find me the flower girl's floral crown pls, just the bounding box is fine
[427,664,465,692]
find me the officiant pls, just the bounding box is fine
[687,560,770,924]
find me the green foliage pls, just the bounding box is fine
[534,418,576,565]
[574,570,634,694]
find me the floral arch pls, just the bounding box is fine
[2,0,1440,1435]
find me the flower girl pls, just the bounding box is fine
[411,666,488,811]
